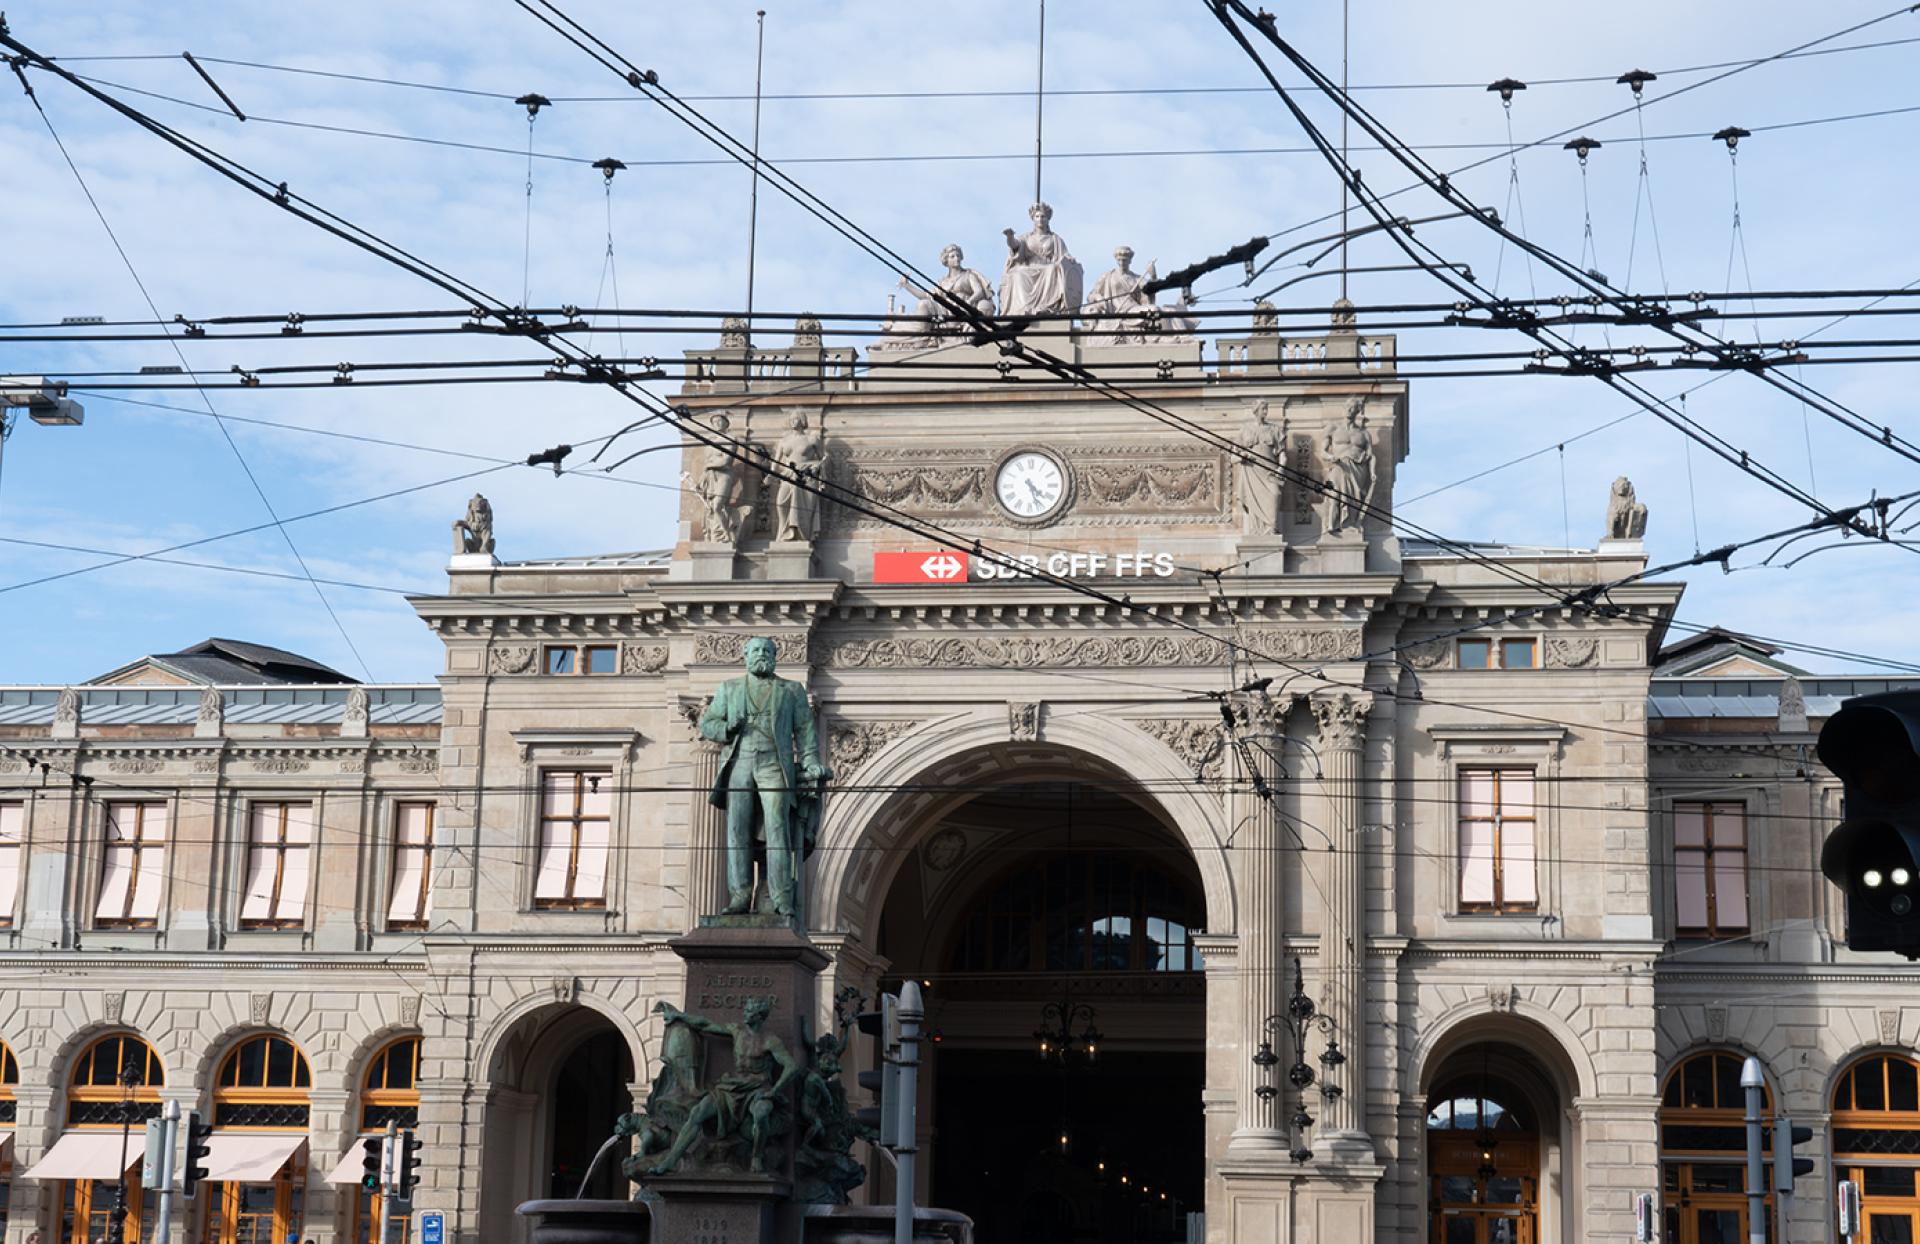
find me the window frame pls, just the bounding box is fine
[542,644,618,676]
[1456,636,1539,670]
[533,769,612,910]
[1456,767,1540,915]
[213,1034,312,1130]
[386,802,435,932]
[0,800,24,929]
[95,800,169,929]
[1673,801,1750,938]
[239,801,315,930]
[67,1034,164,1128]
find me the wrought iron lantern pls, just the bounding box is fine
[1250,956,1345,1164]
[1034,989,1102,1066]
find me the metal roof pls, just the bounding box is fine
[0,685,441,726]
[499,549,672,570]
[1647,676,1920,719]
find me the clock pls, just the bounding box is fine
[994,449,1069,522]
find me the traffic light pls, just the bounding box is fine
[854,991,900,1149]
[360,1136,386,1193]
[1773,1115,1815,1194]
[395,1130,425,1198]
[1818,690,1920,957]
[181,1110,213,1201]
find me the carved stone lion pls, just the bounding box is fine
[1605,476,1648,540]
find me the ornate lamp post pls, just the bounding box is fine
[107,1053,142,1244]
[1249,957,1346,1163]
[1033,988,1102,1066]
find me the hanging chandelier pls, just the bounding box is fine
[1034,988,1102,1066]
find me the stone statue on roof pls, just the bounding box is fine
[999,202,1083,318]
[1081,246,1156,344]
[453,493,494,556]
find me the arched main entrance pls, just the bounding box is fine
[867,769,1210,1244]
[478,1005,637,1242]
[1421,1027,1584,1244]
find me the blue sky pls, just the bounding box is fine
[1,1,1916,682]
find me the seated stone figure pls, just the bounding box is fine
[999,202,1083,318]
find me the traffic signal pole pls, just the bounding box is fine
[1742,1057,1767,1244]
[379,1120,399,1244]
[894,981,924,1244]
[152,1100,179,1244]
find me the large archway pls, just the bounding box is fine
[853,745,1213,1244]
[477,1004,637,1243]
[1418,1018,1588,1244]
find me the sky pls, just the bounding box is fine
[0,1,1916,683]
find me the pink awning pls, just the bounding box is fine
[325,1142,373,1186]
[201,1134,306,1183]
[24,1132,140,1180]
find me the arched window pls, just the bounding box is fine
[1659,1050,1773,1244]
[68,1033,164,1126]
[948,854,1202,974]
[0,1037,18,1126]
[56,1034,163,1244]
[214,1034,311,1128]
[349,1037,421,1244]
[207,1035,311,1244]
[1426,1085,1537,1243]
[1833,1053,1920,1241]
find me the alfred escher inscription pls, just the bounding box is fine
[699,972,776,1011]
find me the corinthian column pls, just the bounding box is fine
[679,696,726,924]
[1311,690,1373,1150]
[1230,695,1288,1147]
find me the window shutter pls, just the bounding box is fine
[0,803,21,921]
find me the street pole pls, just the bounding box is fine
[152,1099,179,1244]
[894,981,924,1244]
[1741,1056,1767,1244]
[378,1119,399,1244]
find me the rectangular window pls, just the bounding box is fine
[1458,768,1537,913]
[0,802,22,927]
[96,802,168,927]
[584,645,617,674]
[1674,801,1749,936]
[241,802,314,927]
[534,770,611,908]
[544,645,617,675]
[1457,638,1538,669]
[545,646,576,675]
[387,803,435,930]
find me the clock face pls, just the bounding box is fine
[996,451,1066,519]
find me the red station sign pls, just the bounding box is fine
[873,550,970,584]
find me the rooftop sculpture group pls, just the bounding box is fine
[878,202,1198,346]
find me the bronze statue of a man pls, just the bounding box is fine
[699,637,830,917]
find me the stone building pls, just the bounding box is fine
[0,303,1914,1244]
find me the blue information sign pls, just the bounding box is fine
[420,1212,444,1244]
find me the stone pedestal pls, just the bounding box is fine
[641,923,830,1243]
[645,1173,787,1244]
[448,552,500,572]
[1314,528,1366,575]
[689,542,740,581]
[1234,535,1288,577]
[763,543,815,580]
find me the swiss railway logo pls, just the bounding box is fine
[873,550,970,583]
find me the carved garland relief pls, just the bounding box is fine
[827,443,1225,528]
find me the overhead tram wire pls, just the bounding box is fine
[18,30,1916,719]
[11,63,378,682]
[4,39,1678,745]
[1211,0,1920,474]
[56,66,1920,183]
[53,33,1920,102]
[1205,2,1920,525]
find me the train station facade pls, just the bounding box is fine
[0,312,1915,1244]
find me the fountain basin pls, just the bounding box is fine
[516,1198,650,1244]
[804,1204,973,1243]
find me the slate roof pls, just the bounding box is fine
[89,637,356,686]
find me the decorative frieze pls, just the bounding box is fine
[490,644,537,675]
[817,627,1359,670]
[826,720,913,779]
[1402,639,1450,670]
[1134,717,1227,783]
[693,633,810,666]
[621,643,670,675]
[1544,636,1599,668]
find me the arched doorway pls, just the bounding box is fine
[345,1036,421,1244]
[205,1033,312,1244]
[1422,1032,1581,1244]
[478,1005,637,1242]
[873,776,1208,1244]
[1832,1052,1920,1242]
[36,1033,163,1244]
[1658,1050,1773,1244]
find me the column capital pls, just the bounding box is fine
[1309,689,1373,750]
